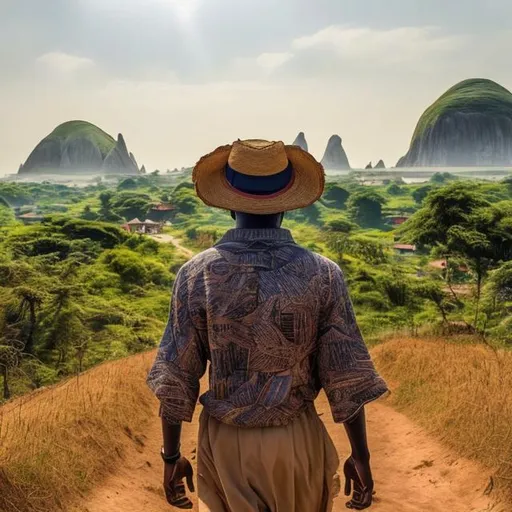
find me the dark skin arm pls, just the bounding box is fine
[162,417,182,455]
[343,407,374,510]
[161,416,195,509]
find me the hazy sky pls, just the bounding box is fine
[2,0,512,174]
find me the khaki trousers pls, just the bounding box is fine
[197,405,340,512]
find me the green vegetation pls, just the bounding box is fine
[0,172,511,402]
[412,78,512,142]
[47,120,116,157]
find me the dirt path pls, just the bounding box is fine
[150,233,195,258]
[75,391,504,512]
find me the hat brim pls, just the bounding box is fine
[192,144,325,214]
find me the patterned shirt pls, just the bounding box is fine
[147,228,389,428]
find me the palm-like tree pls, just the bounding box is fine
[13,286,44,354]
[0,324,23,400]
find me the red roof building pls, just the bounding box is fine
[394,243,417,253]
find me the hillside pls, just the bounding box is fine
[397,78,512,167]
[19,120,140,175]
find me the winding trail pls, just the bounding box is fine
[150,233,195,258]
[74,390,504,512]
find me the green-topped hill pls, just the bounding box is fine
[19,120,140,175]
[397,78,512,167]
[49,121,116,158]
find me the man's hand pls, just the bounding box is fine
[163,457,195,509]
[343,455,375,510]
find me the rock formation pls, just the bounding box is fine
[19,120,140,175]
[140,165,146,174]
[375,159,386,169]
[365,162,373,169]
[102,134,139,174]
[321,135,351,170]
[130,152,138,170]
[397,78,512,167]
[292,132,308,152]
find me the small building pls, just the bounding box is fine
[17,212,45,225]
[429,259,469,273]
[390,216,409,226]
[146,202,176,223]
[394,243,417,254]
[123,218,163,235]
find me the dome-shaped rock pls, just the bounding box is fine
[397,78,512,167]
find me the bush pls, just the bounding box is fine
[103,249,149,285]
[351,290,389,311]
[146,260,173,286]
[322,185,350,208]
[324,217,355,233]
[50,218,128,249]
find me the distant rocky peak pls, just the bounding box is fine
[117,133,128,152]
[321,134,351,170]
[375,159,386,169]
[292,132,308,152]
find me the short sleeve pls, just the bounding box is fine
[146,264,208,423]
[318,262,389,423]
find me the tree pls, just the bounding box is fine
[412,185,433,204]
[111,193,153,220]
[98,192,123,222]
[118,178,137,190]
[80,204,99,221]
[13,286,44,354]
[323,185,350,208]
[348,235,387,265]
[99,191,113,212]
[400,183,512,327]
[173,188,201,215]
[386,183,405,196]
[414,280,451,325]
[0,324,24,399]
[347,190,387,227]
[326,233,351,263]
[482,261,512,337]
[325,218,355,233]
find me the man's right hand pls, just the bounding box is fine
[343,455,374,509]
[163,457,195,509]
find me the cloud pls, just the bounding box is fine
[292,25,466,65]
[36,52,95,73]
[255,52,294,71]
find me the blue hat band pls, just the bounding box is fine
[225,161,293,196]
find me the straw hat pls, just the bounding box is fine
[192,139,325,214]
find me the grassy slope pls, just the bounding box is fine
[48,121,116,158]
[373,336,512,501]
[412,78,512,143]
[0,351,158,512]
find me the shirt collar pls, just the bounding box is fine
[216,228,295,244]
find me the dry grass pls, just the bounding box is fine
[0,350,158,512]
[3,338,512,510]
[373,337,512,501]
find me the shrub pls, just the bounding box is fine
[103,249,149,286]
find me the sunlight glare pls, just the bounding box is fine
[168,0,200,23]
